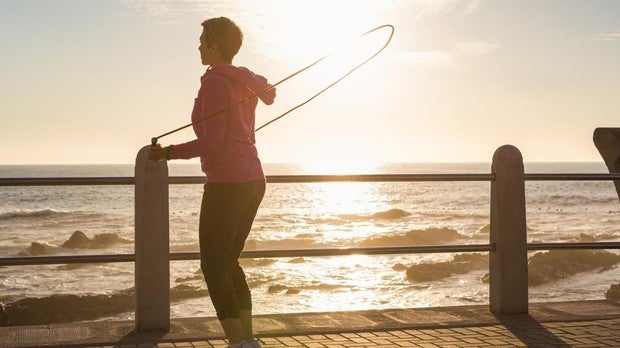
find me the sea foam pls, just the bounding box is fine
[359,227,468,247]
[0,208,69,220]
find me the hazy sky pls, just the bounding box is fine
[1,0,618,165]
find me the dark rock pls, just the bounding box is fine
[61,231,90,248]
[29,242,47,256]
[606,283,620,301]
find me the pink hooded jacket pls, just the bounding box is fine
[172,65,276,182]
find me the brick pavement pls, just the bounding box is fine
[2,301,619,348]
[65,317,620,347]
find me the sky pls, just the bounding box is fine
[1,0,619,165]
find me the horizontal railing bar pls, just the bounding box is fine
[527,242,620,250]
[2,173,620,187]
[0,244,494,266]
[0,174,495,186]
[0,254,136,266]
[266,174,496,183]
[174,244,496,260]
[0,177,136,186]
[524,173,620,181]
[3,242,619,266]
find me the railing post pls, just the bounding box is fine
[593,127,620,203]
[489,145,528,314]
[135,145,170,331]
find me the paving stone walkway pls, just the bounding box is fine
[89,317,620,347]
[2,301,619,348]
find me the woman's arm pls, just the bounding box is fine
[170,75,230,159]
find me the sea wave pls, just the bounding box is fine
[0,209,115,227]
[419,211,489,220]
[474,224,535,234]
[475,224,490,234]
[338,208,412,221]
[0,284,208,326]
[358,227,468,247]
[0,208,71,221]
[529,194,619,205]
[267,282,349,295]
[307,208,412,225]
[572,232,620,242]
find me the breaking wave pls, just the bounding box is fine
[338,208,412,221]
[308,208,413,224]
[0,208,106,221]
[359,227,468,247]
[267,282,350,295]
[474,224,535,234]
[475,224,490,234]
[0,208,70,220]
[572,233,620,242]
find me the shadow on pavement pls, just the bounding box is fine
[494,313,569,347]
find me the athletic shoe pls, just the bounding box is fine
[241,338,262,348]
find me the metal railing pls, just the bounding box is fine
[1,144,620,331]
[4,172,620,187]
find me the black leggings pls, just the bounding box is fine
[199,180,266,321]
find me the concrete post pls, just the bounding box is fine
[593,128,620,203]
[135,145,170,331]
[489,145,528,314]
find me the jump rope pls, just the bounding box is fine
[150,24,395,147]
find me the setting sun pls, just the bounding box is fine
[256,0,390,62]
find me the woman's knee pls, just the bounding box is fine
[201,259,227,282]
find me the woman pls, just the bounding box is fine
[150,17,275,348]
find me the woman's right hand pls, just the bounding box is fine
[149,144,165,161]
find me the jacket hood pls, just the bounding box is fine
[210,65,276,105]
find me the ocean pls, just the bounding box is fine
[1,162,619,325]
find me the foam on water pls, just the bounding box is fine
[0,208,71,220]
[358,227,468,247]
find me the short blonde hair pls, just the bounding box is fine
[201,17,243,63]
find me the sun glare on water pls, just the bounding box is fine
[301,161,379,175]
[300,161,391,240]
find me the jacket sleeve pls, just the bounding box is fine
[171,75,230,159]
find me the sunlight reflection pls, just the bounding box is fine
[305,182,379,216]
[296,162,392,241]
[301,161,379,175]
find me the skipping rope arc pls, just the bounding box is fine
[151,24,395,146]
